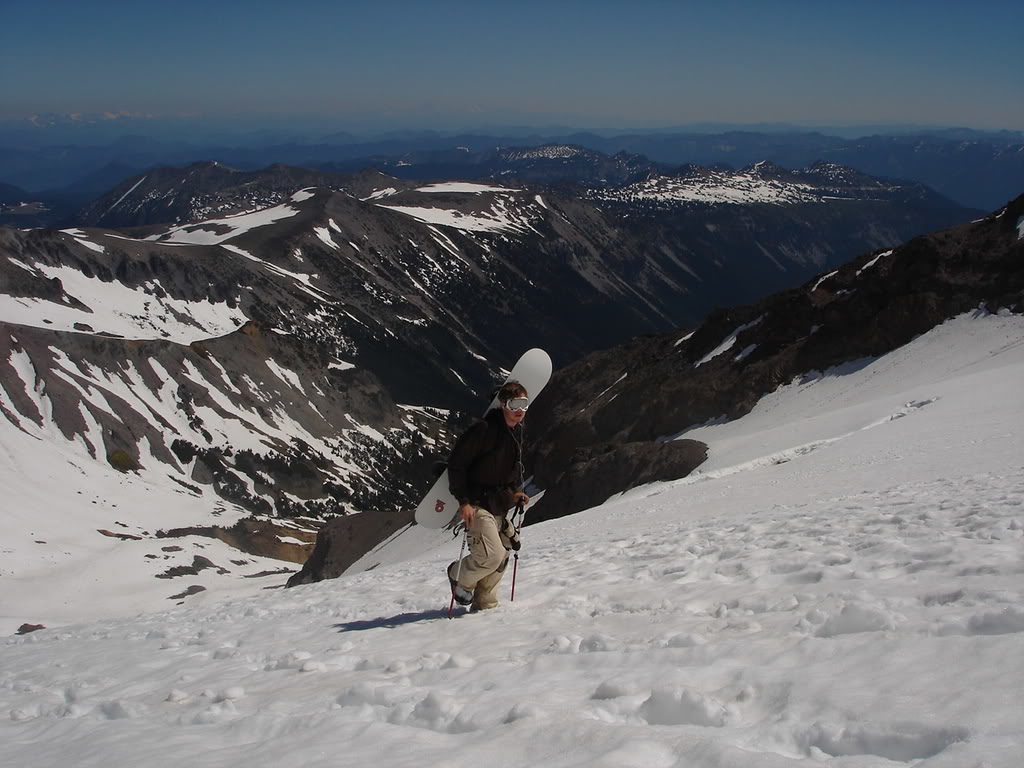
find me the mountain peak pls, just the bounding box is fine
[75,163,352,228]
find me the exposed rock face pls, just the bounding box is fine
[157,520,317,563]
[286,508,415,586]
[527,440,708,524]
[76,162,353,229]
[155,555,225,579]
[525,194,1024,517]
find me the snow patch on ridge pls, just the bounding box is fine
[148,201,302,245]
[0,265,247,343]
[362,188,398,201]
[695,316,765,368]
[377,203,531,234]
[598,170,821,206]
[415,182,519,194]
[313,226,338,250]
[857,249,892,276]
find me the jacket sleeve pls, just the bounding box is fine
[447,420,489,505]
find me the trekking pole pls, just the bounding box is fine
[510,502,525,602]
[448,527,469,619]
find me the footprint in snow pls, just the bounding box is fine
[799,600,898,637]
[798,719,969,762]
[637,686,729,727]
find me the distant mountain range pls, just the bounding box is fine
[0,156,979,574]
[1,128,1020,213]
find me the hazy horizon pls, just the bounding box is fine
[4,0,1022,134]
[7,113,1023,143]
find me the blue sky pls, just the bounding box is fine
[4,0,1022,131]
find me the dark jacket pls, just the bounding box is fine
[448,408,524,516]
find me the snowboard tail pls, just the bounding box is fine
[413,348,553,529]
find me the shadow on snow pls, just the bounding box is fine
[333,607,464,631]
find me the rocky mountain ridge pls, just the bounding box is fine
[76,162,353,229]
[326,144,661,188]
[588,160,923,208]
[4,127,1016,228]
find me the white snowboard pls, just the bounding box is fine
[413,348,553,529]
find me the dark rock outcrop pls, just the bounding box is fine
[528,439,708,523]
[157,520,317,563]
[168,585,206,600]
[286,509,415,586]
[155,555,226,579]
[77,162,352,228]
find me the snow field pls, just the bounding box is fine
[377,189,544,235]
[415,182,520,194]
[0,334,405,634]
[1,311,1022,765]
[148,201,303,245]
[0,263,247,342]
[600,170,821,206]
[2,467,1019,766]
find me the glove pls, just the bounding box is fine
[501,516,521,551]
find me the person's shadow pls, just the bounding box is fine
[333,607,463,631]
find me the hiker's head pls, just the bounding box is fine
[499,381,529,426]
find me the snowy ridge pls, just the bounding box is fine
[377,189,544,234]
[0,259,247,342]
[591,161,906,207]
[361,187,398,201]
[694,315,764,368]
[100,175,148,219]
[415,182,519,194]
[1,312,1022,766]
[598,168,821,206]
[500,145,588,161]
[146,200,304,245]
[72,164,351,229]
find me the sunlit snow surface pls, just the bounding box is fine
[377,202,534,233]
[2,312,1023,766]
[0,261,247,342]
[147,202,303,245]
[376,188,540,234]
[598,169,824,205]
[414,182,520,194]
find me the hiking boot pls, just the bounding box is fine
[447,562,473,606]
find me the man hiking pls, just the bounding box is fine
[446,380,530,611]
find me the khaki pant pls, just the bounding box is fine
[450,507,515,610]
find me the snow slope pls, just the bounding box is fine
[0,255,247,342]
[2,311,1022,767]
[146,200,303,245]
[604,169,821,205]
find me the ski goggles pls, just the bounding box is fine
[503,396,530,412]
